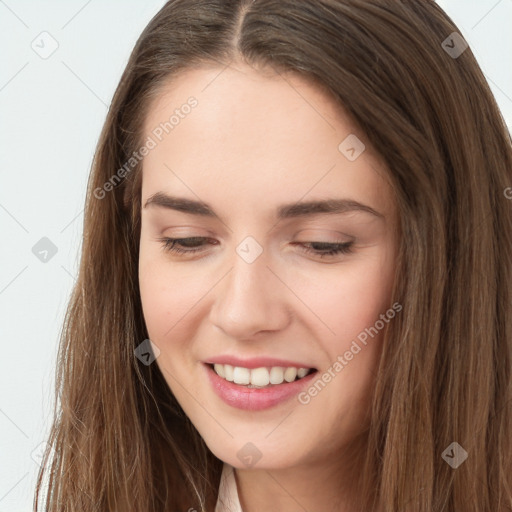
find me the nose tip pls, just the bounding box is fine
[208,256,291,340]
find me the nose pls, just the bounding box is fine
[208,247,291,340]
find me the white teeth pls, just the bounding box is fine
[250,367,270,387]
[297,368,309,378]
[269,366,284,384]
[211,364,313,387]
[284,367,297,382]
[224,364,234,382]
[233,366,250,385]
[214,364,225,378]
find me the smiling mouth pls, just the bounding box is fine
[207,363,317,388]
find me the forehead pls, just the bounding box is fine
[141,63,395,221]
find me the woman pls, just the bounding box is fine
[34,1,512,511]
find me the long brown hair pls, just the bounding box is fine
[34,1,512,510]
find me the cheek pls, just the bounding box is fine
[138,254,199,342]
[139,255,168,338]
[299,255,395,347]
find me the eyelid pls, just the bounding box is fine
[294,229,355,242]
[156,236,355,259]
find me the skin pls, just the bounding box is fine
[138,60,398,512]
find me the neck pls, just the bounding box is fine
[233,432,377,512]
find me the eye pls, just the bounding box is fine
[157,236,215,255]
[293,241,354,259]
[158,237,354,259]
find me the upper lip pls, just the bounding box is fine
[204,355,316,370]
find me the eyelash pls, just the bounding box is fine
[157,237,354,259]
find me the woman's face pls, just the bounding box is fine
[138,62,398,470]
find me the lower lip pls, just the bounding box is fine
[204,363,317,411]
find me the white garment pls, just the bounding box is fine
[215,463,243,512]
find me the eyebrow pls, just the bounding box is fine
[143,192,384,220]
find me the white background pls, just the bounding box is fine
[0,1,511,510]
